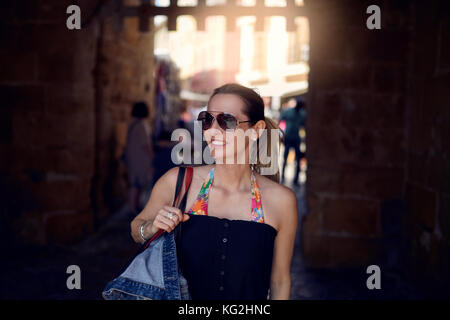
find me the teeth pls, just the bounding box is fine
[212,141,225,146]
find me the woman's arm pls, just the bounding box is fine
[269,188,298,300]
[130,166,178,243]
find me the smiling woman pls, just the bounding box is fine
[130,83,298,300]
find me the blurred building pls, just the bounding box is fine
[153,0,309,113]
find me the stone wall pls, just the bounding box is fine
[303,0,411,267]
[91,4,155,222]
[0,0,155,245]
[405,0,450,289]
[302,0,450,288]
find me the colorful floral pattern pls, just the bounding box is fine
[187,167,264,223]
[186,168,214,216]
[250,171,264,223]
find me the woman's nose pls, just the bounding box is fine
[207,116,223,132]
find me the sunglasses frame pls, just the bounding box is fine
[197,111,253,131]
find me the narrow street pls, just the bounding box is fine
[1,159,427,300]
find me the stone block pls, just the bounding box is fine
[0,2,14,21]
[311,91,345,127]
[0,51,37,82]
[11,111,46,149]
[371,94,406,128]
[367,30,409,63]
[0,23,37,51]
[13,0,40,22]
[45,209,94,245]
[36,25,97,84]
[428,154,450,194]
[373,64,406,93]
[338,93,374,128]
[406,182,436,231]
[302,235,330,268]
[37,50,77,84]
[306,124,341,164]
[49,146,95,175]
[312,62,372,91]
[307,164,404,199]
[439,193,450,243]
[11,210,46,245]
[44,84,94,115]
[11,142,94,177]
[322,197,381,237]
[307,124,405,167]
[2,85,45,112]
[303,192,322,236]
[312,92,405,129]
[39,111,95,149]
[29,178,92,212]
[328,236,381,267]
[407,153,427,186]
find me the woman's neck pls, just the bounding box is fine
[212,164,252,192]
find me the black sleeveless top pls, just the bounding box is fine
[175,167,278,300]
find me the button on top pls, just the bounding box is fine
[224,222,229,228]
[222,237,228,243]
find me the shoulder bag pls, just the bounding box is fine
[102,166,193,300]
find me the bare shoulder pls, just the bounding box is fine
[156,164,214,191]
[255,174,297,206]
[192,164,214,178]
[254,174,298,228]
[149,166,182,203]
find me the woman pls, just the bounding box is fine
[124,102,153,215]
[131,83,298,300]
[279,97,306,185]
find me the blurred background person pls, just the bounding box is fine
[124,102,153,216]
[279,97,306,186]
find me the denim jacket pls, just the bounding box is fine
[102,231,191,300]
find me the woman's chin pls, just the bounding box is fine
[210,149,236,164]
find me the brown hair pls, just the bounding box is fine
[207,83,282,183]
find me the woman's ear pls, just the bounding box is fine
[253,120,266,140]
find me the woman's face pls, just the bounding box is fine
[203,93,254,164]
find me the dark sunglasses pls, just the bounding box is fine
[197,111,253,131]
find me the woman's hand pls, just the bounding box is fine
[148,205,190,235]
[130,166,186,244]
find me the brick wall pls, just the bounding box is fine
[405,0,450,289]
[0,0,155,245]
[91,8,155,222]
[302,0,450,288]
[302,0,412,267]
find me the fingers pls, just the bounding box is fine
[164,206,183,222]
[153,207,185,233]
[152,215,174,233]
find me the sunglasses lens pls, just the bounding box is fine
[217,113,237,130]
[197,111,213,130]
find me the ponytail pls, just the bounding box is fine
[251,116,283,183]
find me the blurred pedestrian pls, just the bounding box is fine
[124,102,153,215]
[279,97,306,185]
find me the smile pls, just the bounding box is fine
[211,140,226,146]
